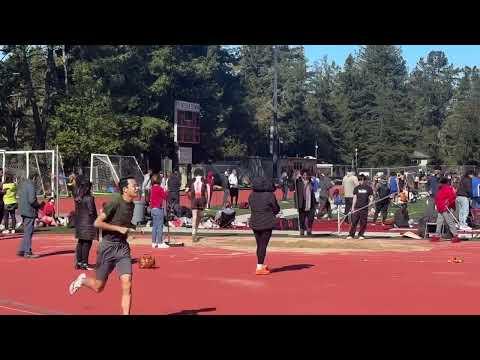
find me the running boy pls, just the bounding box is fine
[68,177,139,315]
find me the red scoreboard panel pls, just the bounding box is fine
[174,100,200,144]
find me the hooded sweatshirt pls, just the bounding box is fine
[435,184,456,213]
[248,177,280,231]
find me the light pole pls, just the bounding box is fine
[272,45,279,180]
[355,148,358,172]
[315,142,318,160]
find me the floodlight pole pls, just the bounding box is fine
[272,45,279,180]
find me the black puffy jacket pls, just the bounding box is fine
[74,195,98,241]
[248,177,280,231]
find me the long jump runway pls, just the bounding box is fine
[1,233,480,315]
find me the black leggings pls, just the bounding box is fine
[75,239,92,265]
[3,209,16,230]
[253,229,272,265]
[230,188,239,206]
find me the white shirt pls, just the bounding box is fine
[142,173,152,191]
[228,174,238,188]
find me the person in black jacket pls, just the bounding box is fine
[74,177,98,270]
[248,176,280,275]
[294,170,317,236]
[167,170,181,208]
[456,169,474,230]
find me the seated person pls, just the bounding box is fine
[215,202,236,228]
[37,197,58,227]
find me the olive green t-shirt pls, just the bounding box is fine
[102,194,134,243]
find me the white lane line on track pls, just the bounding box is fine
[0,305,42,315]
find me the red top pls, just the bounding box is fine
[150,184,167,209]
[206,171,215,186]
[435,184,456,213]
[42,202,56,217]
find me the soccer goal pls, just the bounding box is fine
[0,149,67,197]
[90,153,144,194]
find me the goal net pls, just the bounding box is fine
[90,154,144,194]
[0,150,67,197]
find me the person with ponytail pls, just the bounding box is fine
[74,176,98,270]
[185,169,207,243]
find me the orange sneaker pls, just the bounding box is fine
[256,267,271,275]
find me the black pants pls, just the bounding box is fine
[3,208,16,230]
[299,209,315,233]
[344,197,353,223]
[373,200,389,223]
[349,209,368,237]
[75,239,93,265]
[253,229,272,265]
[230,188,238,206]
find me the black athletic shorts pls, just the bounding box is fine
[95,240,132,281]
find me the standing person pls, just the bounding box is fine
[185,170,207,243]
[17,174,43,258]
[68,177,139,315]
[280,169,289,201]
[342,171,359,224]
[398,171,406,192]
[427,168,441,198]
[388,172,399,201]
[372,176,391,225]
[222,169,231,207]
[430,177,460,243]
[248,176,280,275]
[229,169,239,207]
[206,170,215,209]
[295,170,317,236]
[167,169,181,209]
[2,174,18,234]
[347,174,373,240]
[455,169,474,231]
[142,169,153,203]
[150,174,168,248]
[74,177,97,270]
[317,172,334,219]
[67,172,76,198]
[161,171,168,191]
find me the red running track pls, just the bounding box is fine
[1,233,480,314]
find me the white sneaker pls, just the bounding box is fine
[346,236,353,240]
[2,230,9,235]
[10,230,15,234]
[69,273,86,295]
[460,225,472,231]
[152,243,157,248]
[359,236,365,240]
[157,242,170,249]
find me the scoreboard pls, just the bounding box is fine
[174,100,200,144]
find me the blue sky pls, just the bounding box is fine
[303,45,480,71]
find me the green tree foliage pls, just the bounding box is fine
[1,45,477,168]
[50,62,121,167]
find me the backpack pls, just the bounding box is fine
[472,177,480,198]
